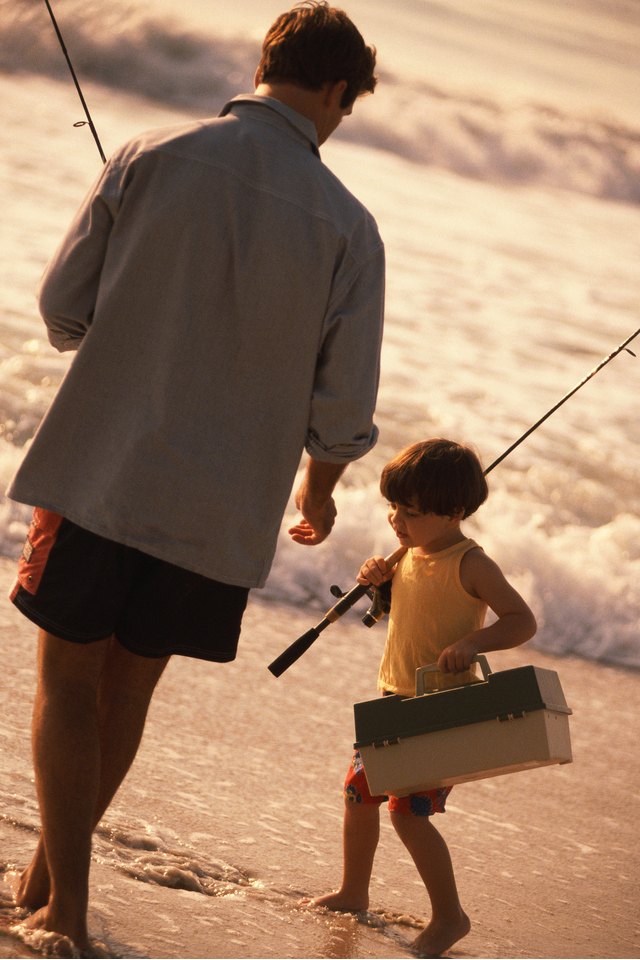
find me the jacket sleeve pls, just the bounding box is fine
[305,241,385,463]
[37,160,124,352]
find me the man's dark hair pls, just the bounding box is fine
[380,439,489,519]
[256,1,377,108]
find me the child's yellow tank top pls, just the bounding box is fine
[377,538,487,697]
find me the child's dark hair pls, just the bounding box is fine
[256,1,377,109]
[380,439,488,519]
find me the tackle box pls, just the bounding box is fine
[354,656,572,797]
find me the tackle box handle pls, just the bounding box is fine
[415,654,492,696]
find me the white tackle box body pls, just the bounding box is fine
[354,663,572,797]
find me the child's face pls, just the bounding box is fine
[387,500,464,553]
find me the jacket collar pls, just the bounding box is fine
[219,94,320,157]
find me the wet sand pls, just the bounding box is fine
[0,556,638,959]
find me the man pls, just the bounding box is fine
[6,2,383,950]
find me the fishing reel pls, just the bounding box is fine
[329,579,392,628]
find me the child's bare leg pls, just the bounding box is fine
[311,801,380,911]
[390,811,470,957]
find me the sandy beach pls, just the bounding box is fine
[0,556,638,959]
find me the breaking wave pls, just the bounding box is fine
[2,0,639,203]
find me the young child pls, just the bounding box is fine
[309,438,537,957]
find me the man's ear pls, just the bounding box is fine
[323,79,348,106]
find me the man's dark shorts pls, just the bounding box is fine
[10,508,249,661]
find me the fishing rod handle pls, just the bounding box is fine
[268,545,407,676]
[267,626,321,677]
[323,545,407,622]
[324,582,368,622]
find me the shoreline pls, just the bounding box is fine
[0,556,638,959]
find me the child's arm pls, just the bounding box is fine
[438,549,537,674]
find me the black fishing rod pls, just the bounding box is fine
[268,545,406,678]
[268,325,639,677]
[43,0,106,164]
[483,326,639,475]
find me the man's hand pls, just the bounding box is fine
[288,458,345,546]
[288,505,336,545]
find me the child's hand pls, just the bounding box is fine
[357,555,394,586]
[437,634,480,673]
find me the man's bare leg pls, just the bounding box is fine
[94,635,169,816]
[18,632,107,947]
[309,801,380,911]
[16,632,168,945]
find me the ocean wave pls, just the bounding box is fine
[348,82,640,204]
[2,0,639,203]
[0,0,255,112]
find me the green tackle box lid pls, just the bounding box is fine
[354,666,572,749]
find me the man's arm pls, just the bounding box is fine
[291,228,385,546]
[38,162,120,352]
[305,242,385,465]
[288,458,346,545]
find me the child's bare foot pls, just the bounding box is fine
[302,889,369,913]
[412,910,470,958]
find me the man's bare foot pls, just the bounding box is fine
[22,903,90,954]
[15,851,51,912]
[302,889,369,913]
[412,910,471,958]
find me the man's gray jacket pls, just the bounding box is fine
[8,96,385,588]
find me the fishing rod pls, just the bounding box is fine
[483,326,639,475]
[268,325,640,677]
[268,545,406,678]
[43,0,107,164]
